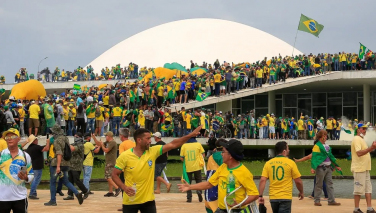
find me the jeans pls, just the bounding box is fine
[256,78,262,87]
[334,60,339,71]
[83,166,93,191]
[67,120,75,136]
[304,67,310,76]
[49,166,79,202]
[225,81,231,94]
[270,200,292,213]
[250,126,255,139]
[341,61,347,70]
[214,83,220,96]
[112,116,121,136]
[269,75,275,84]
[249,78,255,88]
[180,121,186,136]
[19,121,25,137]
[30,169,43,196]
[263,126,268,139]
[173,125,180,137]
[86,118,95,134]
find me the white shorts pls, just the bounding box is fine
[353,171,372,195]
[220,86,225,90]
[269,126,275,133]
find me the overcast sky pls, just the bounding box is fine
[1,0,375,83]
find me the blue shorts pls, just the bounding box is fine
[154,162,167,179]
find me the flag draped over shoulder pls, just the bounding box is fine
[130,90,136,102]
[311,141,343,176]
[191,116,200,128]
[308,119,315,138]
[205,152,223,213]
[359,43,367,59]
[196,88,211,102]
[181,161,190,184]
[298,14,324,37]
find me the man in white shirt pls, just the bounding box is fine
[316,117,324,131]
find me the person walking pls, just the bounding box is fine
[0,128,34,213]
[92,131,121,197]
[112,126,202,213]
[24,134,50,200]
[178,139,259,213]
[64,132,90,201]
[153,132,172,194]
[44,124,84,206]
[311,130,341,207]
[259,141,304,213]
[82,133,100,195]
[180,137,205,203]
[351,123,376,213]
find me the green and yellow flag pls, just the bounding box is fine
[298,14,324,37]
[73,84,81,90]
[359,43,367,59]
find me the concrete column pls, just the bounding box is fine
[268,91,276,114]
[363,84,370,121]
[216,100,232,113]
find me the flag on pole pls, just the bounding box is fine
[340,126,352,134]
[359,43,367,59]
[298,14,324,37]
[181,161,190,184]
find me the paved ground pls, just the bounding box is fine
[29,190,369,212]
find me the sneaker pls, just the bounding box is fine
[198,193,203,202]
[56,191,64,196]
[63,195,74,200]
[44,201,57,206]
[83,192,90,199]
[88,191,94,195]
[314,202,322,206]
[186,199,192,203]
[328,201,341,206]
[104,192,115,197]
[114,188,122,197]
[75,192,84,205]
[367,209,376,213]
[28,195,39,200]
[353,209,364,213]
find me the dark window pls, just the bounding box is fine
[313,107,326,119]
[327,97,342,119]
[255,108,268,118]
[343,107,357,120]
[328,93,342,98]
[358,98,363,120]
[312,93,326,106]
[298,99,312,116]
[276,94,282,99]
[343,92,357,106]
[298,93,311,99]
[283,108,297,119]
[255,95,268,108]
[241,100,255,113]
[283,94,297,107]
[276,100,282,118]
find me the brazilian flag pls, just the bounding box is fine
[73,84,81,90]
[298,14,324,37]
[359,43,367,59]
[191,116,200,129]
[308,119,315,138]
[196,88,210,102]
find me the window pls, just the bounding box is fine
[276,94,282,99]
[358,98,363,120]
[255,108,268,118]
[327,97,342,119]
[232,99,241,108]
[255,95,268,108]
[298,99,311,116]
[242,100,254,113]
[328,93,342,98]
[276,100,282,118]
[343,92,357,106]
[343,107,357,120]
[283,94,297,107]
[313,107,326,119]
[283,108,297,119]
[312,93,326,106]
[298,93,311,99]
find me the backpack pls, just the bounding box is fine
[63,137,72,161]
[39,105,45,119]
[177,112,184,122]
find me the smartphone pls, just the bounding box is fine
[20,166,27,174]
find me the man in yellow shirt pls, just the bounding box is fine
[179,139,259,212]
[326,117,333,140]
[259,141,304,212]
[95,101,105,136]
[269,113,275,140]
[180,138,205,202]
[28,100,40,136]
[214,71,222,97]
[256,67,263,88]
[298,116,306,140]
[185,110,192,133]
[112,126,202,213]
[83,133,101,194]
[18,103,25,137]
[351,124,376,213]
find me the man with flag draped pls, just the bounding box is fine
[308,117,315,139]
[311,130,342,207]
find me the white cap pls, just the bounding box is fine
[219,111,222,114]
[9,96,15,100]
[31,101,35,104]
[99,101,104,105]
[153,132,162,138]
[271,113,274,116]
[17,103,23,107]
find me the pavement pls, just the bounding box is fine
[28,190,369,212]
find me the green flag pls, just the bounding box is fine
[73,84,81,90]
[298,14,324,37]
[340,126,352,134]
[359,43,367,59]
[181,161,190,184]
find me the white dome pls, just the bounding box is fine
[87,18,302,73]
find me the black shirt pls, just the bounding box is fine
[155,141,167,164]
[207,137,217,151]
[26,143,44,170]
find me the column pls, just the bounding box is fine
[216,100,232,113]
[364,84,370,121]
[268,91,276,114]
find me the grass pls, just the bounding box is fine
[40,155,375,181]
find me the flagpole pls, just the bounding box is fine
[292,14,302,57]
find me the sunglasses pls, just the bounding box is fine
[5,135,19,140]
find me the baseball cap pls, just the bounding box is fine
[153,132,162,138]
[17,103,23,107]
[219,139,244,161]
[358,123,368,129]
[2,128,20,138]
[219,111,222,114]
[99,101,104,105]
[105,131,114,137]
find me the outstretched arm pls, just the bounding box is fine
[294,153,312,162]
[162,126,202,154]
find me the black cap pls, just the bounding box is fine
[219,139,244,161]
[84,133,91,138]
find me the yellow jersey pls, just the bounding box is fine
[119,140,135,155]
[95,106,104,121]
[157,86,163,97]
[180,142,205,172]
[186,113,192,129]
[214,74,222,83]
[112,107,122,117]
[115,145,163,205]
[298,119,304,130]
[269,117,275,127]
[103,96,109,106]
[209,163,259,210]
[83,142,96,166]
[164,112,172,122]
[261,156,301,200]
[18,108,25,122]
[87,106,95,119]
[0,138,7,152]
[29,104,40,119]
[326,119,333,130]
[63,107,69,120]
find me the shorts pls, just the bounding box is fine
[29,118,40,128]
[179,90,185,95]
[269,126,275,134]
[96,120,104,128]
[154,162,167,179]
[353,171,372,195]
[105,164,114,179]
[220,86,225,90]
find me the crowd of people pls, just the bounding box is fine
[3,51,375,86]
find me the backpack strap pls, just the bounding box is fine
[21,149,28,167]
